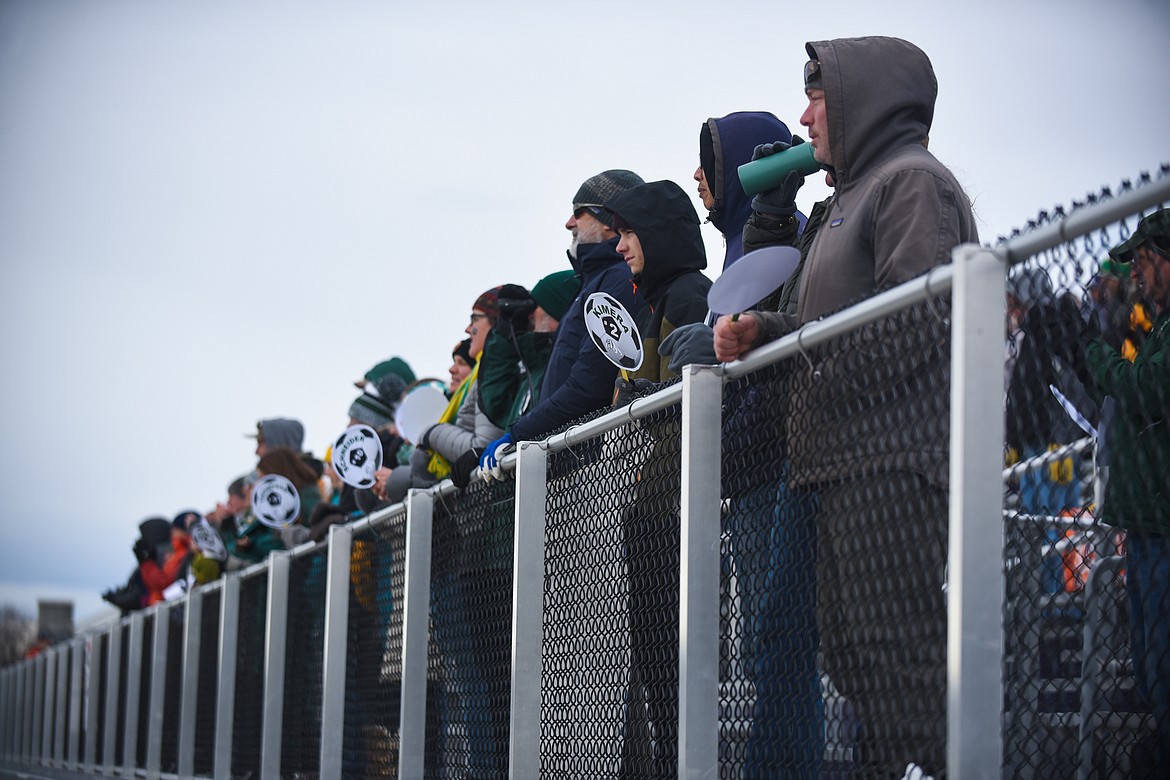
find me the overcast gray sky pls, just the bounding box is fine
[1,0,1167,626]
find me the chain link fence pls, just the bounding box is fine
[1,166,1166,779]
[1001,172,1170,777]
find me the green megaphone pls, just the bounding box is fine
[737,141,820,196]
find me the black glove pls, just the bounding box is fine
[613,377,658,409]
[450,448,483,489]
[133,538,151,563]
[750,136,806,219]
[659,323,717,374]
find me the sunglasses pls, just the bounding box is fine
[469,312,489,325]
[572,204,604,220]
[804,59,822,87]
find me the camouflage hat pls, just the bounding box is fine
[1109,208,1170,263]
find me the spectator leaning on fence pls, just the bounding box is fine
[1081,209,1170,768]
[607,179,712,385]
[479,170,649,473]
[696,111,801,274]
[691,124,833,776]
[713,36,979,778]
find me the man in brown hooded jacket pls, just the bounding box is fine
[714,37,979,777]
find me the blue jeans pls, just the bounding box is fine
[725,460,822,779]
[1126,532,1170,770]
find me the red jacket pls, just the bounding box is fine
[139,535,192,606]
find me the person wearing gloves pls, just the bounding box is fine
[712,37,978,777]
[692,116,829,775]
[607,179,712,388]
[598,178,711,775]
[479,170,648,477]
[658,112,813,375]
[383,288,506,500]
[697,111,806,275]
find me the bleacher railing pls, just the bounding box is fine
[2,171,1167,779]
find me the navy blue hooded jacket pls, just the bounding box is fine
[699,111,794,271]
[509,238,648,442]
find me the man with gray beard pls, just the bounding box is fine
[480,169,648,467]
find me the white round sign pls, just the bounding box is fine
[251,474,301,529]
[394,381,450,444]
[190,518,227,562]
[707,245,801,316]
[583,292,643,371]
[332,424,383,489]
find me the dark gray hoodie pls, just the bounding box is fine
[757,37,979,488]
[758,36,979,329]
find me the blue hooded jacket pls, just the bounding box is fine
[699,111,803,271]
[509,238,648,442]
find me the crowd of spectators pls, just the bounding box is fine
[91,33,1169,778]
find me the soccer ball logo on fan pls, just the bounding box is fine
[251,474,301,528]
[583,292,643,371]
[332,424,383,489]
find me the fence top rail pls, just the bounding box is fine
[1001,172,1170,264]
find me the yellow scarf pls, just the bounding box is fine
[426,363,479,479]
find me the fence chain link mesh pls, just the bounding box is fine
[346,512,408,777]
[426,479,515,779]
[540,403,682,780]
[1002,175,1169,777]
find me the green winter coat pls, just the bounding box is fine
[1085,308,1170,532]
[478,329,555,430]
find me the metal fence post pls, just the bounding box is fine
[53,645,67,765]
[178,586,204,779]
[146,602,171,779]
[102,622,123,775]
[26,656,40,764]
[83,633,101,769]
[510,441,549,780]
[319,523,353,780]
[678,364,723,780]
[68,636,84,768]
[41,648,55,765]
[123,611,145,776]
[399,490,434,780]
[948,243,1007,778]
[214,574,241,780]
[260,553,291,780]
[0,668,7,761]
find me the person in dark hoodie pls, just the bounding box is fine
[599,179,709,777]
[696,111,802,274]
[607,179,711,383]
[694,120,827,778]
[713,37,979,777]
[479,170,648,473]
